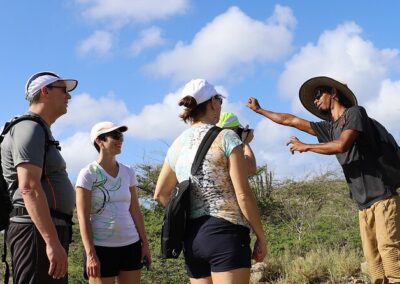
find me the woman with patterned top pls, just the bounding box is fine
[76,121,151,284]
[154,79,267,284]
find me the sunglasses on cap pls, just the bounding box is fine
[99,131,124,141]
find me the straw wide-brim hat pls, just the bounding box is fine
[299,76,358,121]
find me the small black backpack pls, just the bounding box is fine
[161,126,222,259]
[369,117,400,189]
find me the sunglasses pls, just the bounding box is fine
[47,85,68,93]
[99,131,124,141]
[215,95,223,105]
[314,86,332,101]
[314,89,323,101]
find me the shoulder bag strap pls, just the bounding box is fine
[191,126,222,175]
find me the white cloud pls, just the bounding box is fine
[77,0,188,24]
[122,90,186,140]
[365,79,400,135]
[60,132,98,181]
[53,93,130,136]
[130,26,165,56]
[278,22,399,115]
[266,3,296,30]
[77,30,113,57]
[145,5,295,83]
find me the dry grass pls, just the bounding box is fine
[258,246,368,284]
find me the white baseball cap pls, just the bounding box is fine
[90,121,128,144]
[181,79,224,105]
[25,71,78,100]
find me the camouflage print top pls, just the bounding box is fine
[166,123,249,228]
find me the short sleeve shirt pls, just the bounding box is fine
[311,106,395,208]
[166,123,249,227]
[76,161,140,247]
[1,112,75,223]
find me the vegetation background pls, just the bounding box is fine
[1,164,371,283]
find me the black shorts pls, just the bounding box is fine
[83,240,143,278]
[184,215,251,279]
[6,222,72,284]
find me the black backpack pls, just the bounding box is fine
[369,117,400,189]
[161,126,222,259]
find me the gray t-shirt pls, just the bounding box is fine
[1,113,75,223]
[311,106,395,209]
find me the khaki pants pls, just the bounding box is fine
[359,195,400,284]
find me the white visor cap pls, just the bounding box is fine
[25,71,78,100]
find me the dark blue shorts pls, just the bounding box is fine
[83,240,143,278]
[184,215,251,278]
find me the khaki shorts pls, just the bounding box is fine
[359,195,400,284]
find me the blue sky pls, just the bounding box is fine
[1,1,400,180]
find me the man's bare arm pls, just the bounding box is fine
[247,97,316,136]
[17,163,68,279]
[287,129,359,155]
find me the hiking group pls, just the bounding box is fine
[0,71,399,284]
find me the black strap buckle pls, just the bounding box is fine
[10,207,28,217]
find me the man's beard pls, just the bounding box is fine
[320,109,331,116]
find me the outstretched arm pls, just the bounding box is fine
[247,97,315,136]
[287,129,359,155]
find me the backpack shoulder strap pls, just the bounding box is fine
[1,115,59,179]
[191,126,222,175]
[2,114,50,147]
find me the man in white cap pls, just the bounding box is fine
[1,71,78,283]
[247,76,400,283]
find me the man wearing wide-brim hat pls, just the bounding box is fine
[247,76,400,283]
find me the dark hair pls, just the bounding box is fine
[179,96,212,123]
[93,135,107,153]
[94,143,100,153]
[315,86,352,108]
[334,89,352,108]
[315,85,333,95]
